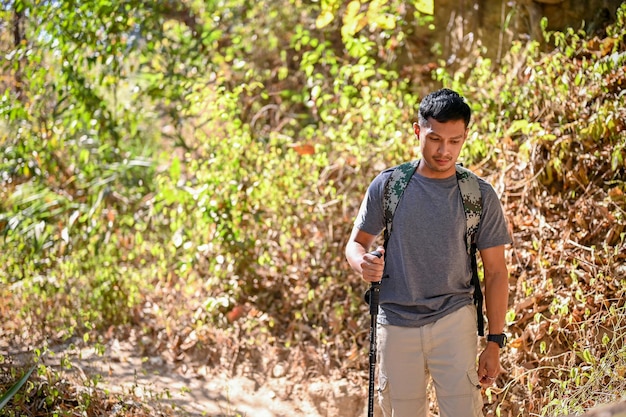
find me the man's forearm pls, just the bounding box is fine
[346,241,368,274]
[484,270,509,334]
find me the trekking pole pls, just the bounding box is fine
[366,250,382,417]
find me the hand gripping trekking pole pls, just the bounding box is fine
[366,250,382,417]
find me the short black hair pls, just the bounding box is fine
[418,88,471,128]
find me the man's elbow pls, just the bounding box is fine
[345,241,360,268]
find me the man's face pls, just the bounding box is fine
[413,117,468,179]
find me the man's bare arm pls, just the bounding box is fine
[481,245,509,336]
[477,244,509,385]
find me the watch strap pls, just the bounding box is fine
[487,333,507,348]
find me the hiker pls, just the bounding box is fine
[345,88,512,417]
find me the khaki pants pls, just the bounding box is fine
[377,304,484,417]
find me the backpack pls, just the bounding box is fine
[381,160,485,335]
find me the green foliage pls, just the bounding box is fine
[439,5,626,195]
[1,0,426,343]
[0,366,35,411]
[463,6,625,416]
[541,306,626,416]
[1,1,626,416]
[0,0,190,334]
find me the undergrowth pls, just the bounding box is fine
[1,1,625,416]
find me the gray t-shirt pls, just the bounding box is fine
[354,163,512,327]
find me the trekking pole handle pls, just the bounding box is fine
[368,250,382,315]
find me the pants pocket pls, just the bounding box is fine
[378,373,392,417]
[466,369,485,417]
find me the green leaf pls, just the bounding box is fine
[374,14,396,30]
[316,10,335,29]
[170,156,181,182]
[0,366,36,410]
[581,349,595,364]
[414,0,434,15]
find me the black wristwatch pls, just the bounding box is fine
[487,333,507,348]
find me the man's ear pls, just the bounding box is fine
[413,122,420,136]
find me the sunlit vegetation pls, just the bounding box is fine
[1,1,625,416]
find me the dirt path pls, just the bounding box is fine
[67,342,315,416]
[1,330,370,417]
[65,339,368,417]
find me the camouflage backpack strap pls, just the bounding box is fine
[455,164,482,253]
[382,160,419,247]
[455,164,485,336]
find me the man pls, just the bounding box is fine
[345,88,511,417]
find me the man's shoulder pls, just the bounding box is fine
[455,166,498,193]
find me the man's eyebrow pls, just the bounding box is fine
[426,132,465,140]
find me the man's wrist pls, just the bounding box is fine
[486,341,502,350]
